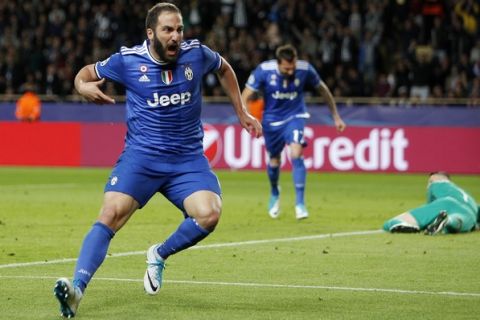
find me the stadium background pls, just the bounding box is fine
[0,2,479,319]
[0,0,479,172]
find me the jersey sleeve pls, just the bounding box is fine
[201,45,222,75]
[94,52,124,83]
[245,65,264,92]
[306,63,322,88]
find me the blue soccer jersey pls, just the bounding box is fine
[245,59,321,126]
[95,39,221,155]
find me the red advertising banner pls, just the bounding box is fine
[204,124,480,174]
[0,122,478,173]
[81,123,126,167]
[0,122,81,166]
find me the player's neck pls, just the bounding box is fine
[148,43,168,64]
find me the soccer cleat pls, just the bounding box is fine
[295,204,309,220]
[268,193,280,218]
[389,222,420,233]
[144,244,165,295]
[54,278,83,318]
[425,211,448,235]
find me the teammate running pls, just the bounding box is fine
[242,44,345,220]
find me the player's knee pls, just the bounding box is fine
[99,207,119,229]
[99,206,130,231]
[267,154,281,167]
[290,144,304,159]
[269,159,280,167]
[206,211,221,231]
[290,151,303,160]
[194,205,221,231]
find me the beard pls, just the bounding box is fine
[152,34,178,63]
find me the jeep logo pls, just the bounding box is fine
[147,91,191,107]
[271,91,297,100]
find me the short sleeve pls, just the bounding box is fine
[94,52,124,83]
[306,63,321,88]
[245,65,265,92]
[201,45,222,75]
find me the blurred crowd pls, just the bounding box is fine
[0,0,479,101]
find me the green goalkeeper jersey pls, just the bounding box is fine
[427,181,478,217]
[407,180,480,232]
[384,180,479,233]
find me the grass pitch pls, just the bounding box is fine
[0,167,479,319]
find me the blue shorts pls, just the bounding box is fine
[104,148,221,213]
[263,118,307,157]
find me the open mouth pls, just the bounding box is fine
[166,43,179,56]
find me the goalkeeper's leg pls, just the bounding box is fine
[383,212,420,233]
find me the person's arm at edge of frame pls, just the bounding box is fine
[317,81,346,132]
[216,57,262,138]
[74,64,116,105]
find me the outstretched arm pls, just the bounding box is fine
[317,81,346,132]
[241,86,256,104]
[74,64,115,104]
[216,57,262,138]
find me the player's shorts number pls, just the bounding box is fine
[292,129,305,144]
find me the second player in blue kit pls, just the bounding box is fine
[242,44,345,220]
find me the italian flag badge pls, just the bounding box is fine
[161,70,173,85]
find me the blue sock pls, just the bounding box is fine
[292,157,306,205]
[73,222,115,293]
[158,217,210,260]
[267,164,280,196]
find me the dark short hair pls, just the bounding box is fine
[145,2,181,30]
[275,44,297,63]
[429,171,450,179]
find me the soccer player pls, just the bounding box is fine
[383,172,480,235]
[241,44,346,220]
[53,3,262,318]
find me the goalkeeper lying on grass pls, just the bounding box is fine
[383,172,479,235]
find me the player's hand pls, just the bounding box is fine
[240,112,263,138]
[78,78,115,104]
[334,117,346,133]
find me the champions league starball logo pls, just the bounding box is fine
[203,124,222,166]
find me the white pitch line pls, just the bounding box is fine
[1,275,479,298]
[0,230,383,269]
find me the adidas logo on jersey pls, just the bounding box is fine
[139,74,150,82]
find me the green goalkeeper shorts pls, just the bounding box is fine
[410,197,477,232]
